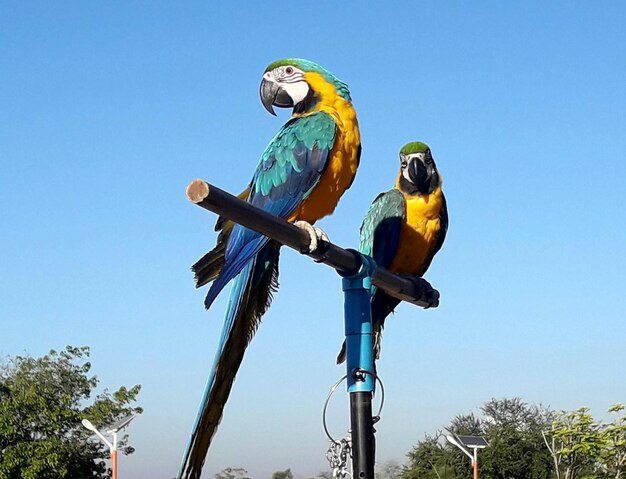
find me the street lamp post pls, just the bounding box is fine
[445,432,488,479]
[82,414,135,479]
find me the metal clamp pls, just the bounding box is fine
[337,249,377,282]
[322,373,385,443]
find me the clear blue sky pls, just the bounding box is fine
[2,1,625,478]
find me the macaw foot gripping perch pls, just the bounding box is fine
[294,220,330,254]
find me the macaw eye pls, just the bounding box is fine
[401,160,408,169]
[285,67,294,75]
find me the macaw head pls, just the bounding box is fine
[260,58,351,115]
[397,141,441,196]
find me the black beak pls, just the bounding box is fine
[408,158,427,188]
[407,157,438,195]
[260,78,294,116]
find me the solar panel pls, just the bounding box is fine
[457,435,489,448]
[105,414,136,433]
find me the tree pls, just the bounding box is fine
[402,398,554,479]
[214,467,251,479]
[544,404,626,479]
[271,469,293,479]
[543,407,605,479]
[450,412,483,436]
[478,398,554,479]
[0,346,142,478]
[403,433,468,479]
[601,404,626,479]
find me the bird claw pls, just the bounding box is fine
[294,220,330,254]
[314,226,329,245]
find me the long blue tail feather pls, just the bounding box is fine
[179,242,281,479]
[178,262,253,479]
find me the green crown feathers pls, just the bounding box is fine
[400,141,430,155]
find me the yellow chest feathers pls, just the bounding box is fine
[290,72,361,223]
[388,187,445,275]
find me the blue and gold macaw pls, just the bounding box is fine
[337,141,447,364]
[179,59,361,479]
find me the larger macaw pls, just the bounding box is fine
[179,59,361,479]
[337,141,447,364]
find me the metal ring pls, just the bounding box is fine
[322,372,385,443]
[354,369,385,421]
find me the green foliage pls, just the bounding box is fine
[450,411,483,436]
[544,407,603,479]
[402,398,554,479]
[271,468,293,479]
[214,467,251,479]
[0,346,142,479]
[478,398,554,479]
[403,435,464,479]
[544,404,626,479]
[602,404,626,479]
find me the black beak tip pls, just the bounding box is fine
[260,78,277,116]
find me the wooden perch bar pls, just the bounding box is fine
[186,179,440,309]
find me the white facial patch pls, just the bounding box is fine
[401,153,425,183]
[267,66,309,105]
[282,80,309,105]
[273,66,305,81]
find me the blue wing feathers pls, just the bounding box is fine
[204,233,268,309]
[372,217,403,268]
[202,111,336,311]
[359,189,405,269]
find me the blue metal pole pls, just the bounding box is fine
[341,254,376,478]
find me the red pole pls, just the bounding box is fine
[111,449,118,479]
[473,459,478,479]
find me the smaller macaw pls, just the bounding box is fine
[337,141,448,363]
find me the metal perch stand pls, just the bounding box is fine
[186,179,440,479]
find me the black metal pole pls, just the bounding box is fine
[350,392,375,478]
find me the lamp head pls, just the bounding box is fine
[81,419,96,432]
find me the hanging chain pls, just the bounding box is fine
[322,372,385,479]
[326,435,352,479]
